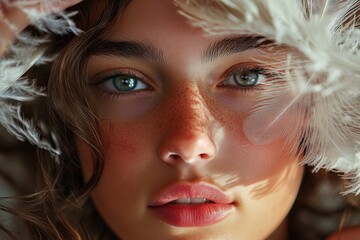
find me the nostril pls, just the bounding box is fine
[166,152,211,163]
[159,133,217,165]
[199,153,210,159]
[169,154,181,160]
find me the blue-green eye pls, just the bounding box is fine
[101,74,149,93]
[233,70,259,87]
[222,67,266,88]
[112,75,137,91]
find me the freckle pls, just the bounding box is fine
[210,97,245,132]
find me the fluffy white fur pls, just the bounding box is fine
[1,0,360,194]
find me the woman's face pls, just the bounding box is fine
[77,0,304,239]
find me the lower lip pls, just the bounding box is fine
[150,203,234,227]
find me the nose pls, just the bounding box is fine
[159,131,217,165]
[158,89,217,165]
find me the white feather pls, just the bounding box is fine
[0,104,61,157]
[175,0,360,194]
[0,0,79,154]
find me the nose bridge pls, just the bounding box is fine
[159,85,216,165]
[169,86,210,134]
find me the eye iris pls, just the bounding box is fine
[234,70,259,87]
[113,76,137,91]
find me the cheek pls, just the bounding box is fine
[75,120,154,232]
[217,137,302,187]
[243,92,306,146]
[76,119,153,181]
[236,162,304,239]
[98,119,156,174]
[210,103,303,186]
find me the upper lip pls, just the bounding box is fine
[149,181,233,206]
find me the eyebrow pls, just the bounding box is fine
[90,36,274,64]
[91,40,165,64]
[202,36,275,62]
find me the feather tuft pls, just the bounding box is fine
[0,0,80,154]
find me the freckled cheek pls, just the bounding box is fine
[76,119,154,181]
[242,93,306,146]
[214,112,301,185]
[98,119,154,166]
[214,91,255,113]
[225,141,298,184]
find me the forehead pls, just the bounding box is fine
[102,0,250,70]
[90,0,289,72]
[114,0,193,32]
[107,0,219,47]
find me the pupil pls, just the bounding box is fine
[113,76,137,91]
[235,70,259,87]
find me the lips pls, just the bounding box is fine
[148,182,235,227]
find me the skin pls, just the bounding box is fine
[326,226,360,240]
[76,0,307,239]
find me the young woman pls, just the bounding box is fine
[0,0,359,239]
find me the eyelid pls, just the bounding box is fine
[88,68,155,100]
[220,63,269,82]
[89,68,147,86]
[216,62,282,93]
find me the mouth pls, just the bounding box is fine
[168,198,214,204]
[148,182,235,227]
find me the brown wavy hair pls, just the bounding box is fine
[0,0,130,239]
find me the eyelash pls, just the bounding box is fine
[219,65,274,93]
[92,69,151,99]
[91,65,277,99]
